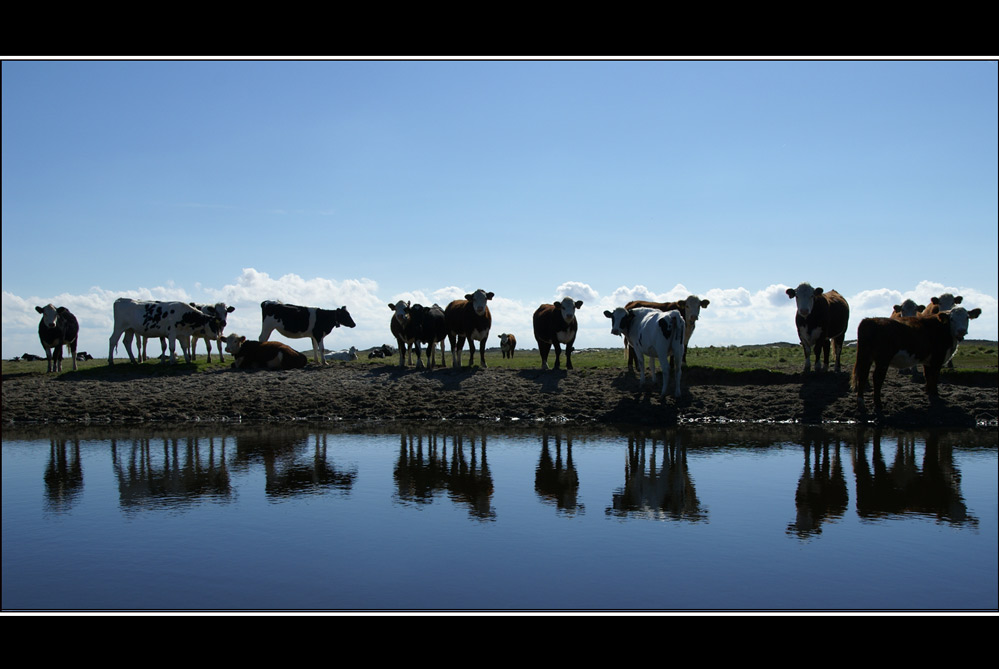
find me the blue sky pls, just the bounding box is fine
[3,58,997,359]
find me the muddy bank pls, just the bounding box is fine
[3,362,996,429]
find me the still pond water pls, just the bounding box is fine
[2,423,996,612]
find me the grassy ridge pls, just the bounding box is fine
[9,342,995,379]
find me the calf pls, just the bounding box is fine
[224,334,308,370]
[852,307,981,413]
[624,295,709,371]
[259,300,356,366]
[533,298,582,370]
[499,333,517,358]
[786,283,850,373]
[389,301,418,367]
[35,304,80,372]
[605,307,686,399]
[445,289,494,368]
[108,299,222,364]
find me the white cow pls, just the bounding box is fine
[605,306,686,399]
[325,346,359,361]
[108,299,223,364]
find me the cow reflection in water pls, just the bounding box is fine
[232,431,357,499]
[851,429,975,526]
[111,436,234,510]
[607,434,705,521]
[45,438,84,513]
[535,434,581,515]
[394,431,495,520]
[786,429,849,538]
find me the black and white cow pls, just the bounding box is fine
[259,300,356,366]
[412,303,448,370]
[852,306,981,413]
[445,289,494,369]
[786,283,850,373]
[188,302,235,362]
[224,334,308,370]
[35,304,80,372]
[533,298,583,370]
[623,295,709,370]
[605,306,686,399]
[108,299,222,364]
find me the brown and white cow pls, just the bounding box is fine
[445,289,494,368]
[623,295,709,372]
[533,298,582,370]
[890,299,926,375]
[852,307,981,413]
[498,333,517,358]
[921,293,963,317]
[785,283,850,373]
[224,334,308,370]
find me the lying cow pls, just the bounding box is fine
[623,295,708,371]
[445,289,494,369]
[605,306,686,399]
[224,334,308,370]
[325,346,359,361]
[852,306,981,413]
[368,344,395,359]
[259,300,356,366]
[786,283,850,373]
[35,304,80,372]
[533,298,582,370]
[108,299,221,364]
[499,333,517,358]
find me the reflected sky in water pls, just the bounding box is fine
[3,423,996,612]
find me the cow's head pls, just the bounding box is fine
[336,306,357,328]
[466,289,494,316]
[787,283,822,318]
[893,299,924,318]
[682,295,710,322]
[197,303,236,335]
[942,307,981,342]
[931,293,963,311]
[604,308,633,337]
[35,304,59,328]
[389,300,411,324]
[555,297,583,324]
[224,334,246,355]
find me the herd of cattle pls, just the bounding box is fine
[26,283,984,414]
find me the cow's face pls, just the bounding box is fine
[389,301,410,324]
[466,289,494,316]
[35,304,59,328]
[787,283,821,318]
[931,294,963,311]
[894,299,923,317]
[683,295,709,322]
[604,308,630,337]
[336,307,357,328]
[224,334,246,355]
[945,307,981,342]
[556,297,582,324]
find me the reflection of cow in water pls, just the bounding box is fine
[607,433,705,521]
[535,434,581,515]
[45,438,84,513]
[111,435,234,509]
[394,429,495,520]
[786,429,849,539]
[851,429,975,526]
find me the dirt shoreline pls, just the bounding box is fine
[3,362,997,429]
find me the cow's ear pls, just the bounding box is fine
[227,306,235,313]
[968,308,982,319]
[35,306,44,314]
[786,289,796,299]
[465,294,473,300]
[917,304,925,312]
[486,292,494,300]
[604,310,613,319]
[814,287,824,296]
[955,296,964,304]
[701,299,710,308]
[575,301,583,309]
[553,301,560,308]
[893,305,902,313]
[931,297,941,305]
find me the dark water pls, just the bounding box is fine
[2,423,996,612]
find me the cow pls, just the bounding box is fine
[35,304,79,372]
[224,334,308,370]
[259,300,356,366]
[188,302,236,362]
[368,344,395,359]
[890,299,926,375]
[922,293,963,317]
[533,298,582,370]
[389,300,418,367]
[325,346,359,361]
[785,283,850,373]
[445,289,494,369]
[623,295,709,371]
[412,303,448,370]
[852,307,982,413]
[499,333,517,358]
[605,306,686,399]
[108,299,223,365]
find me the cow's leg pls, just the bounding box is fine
[68,339,78,371]
[478,338,487,367]
[123,330,139,364]
[801,342,812,372]
[872,362,889,413]
[820,339,831,372]
[180,335,193,363]
[565,343,574,370]
[627,343,637,373]
[415,341,424,370]
[166,334,178,364]
[467,338,476,367]
[636,352,646,390]
[312,338,324,365]
[538,340,551,370]
[833,334,844,373]
[190,335,199,362]
[552,342,563,370]
[452,335,465,368]
[924,364,941,399]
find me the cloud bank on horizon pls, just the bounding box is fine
[3,269,996,360]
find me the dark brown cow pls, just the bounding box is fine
[851,307,981,413]
[498,333,517,358]
[35,304,80,372]
[533,298,582,370]
[890,299,926,375]
[623,295,709,371]
[444,289,493,368]
[224,334,308,370]
[785,283,850,373]
[389,300,417,367]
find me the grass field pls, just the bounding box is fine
[6,341,997,378]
